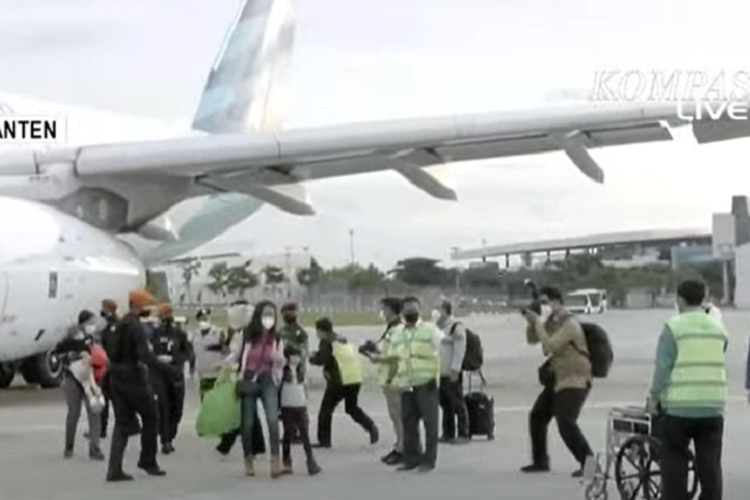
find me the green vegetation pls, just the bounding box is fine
[174,308,382,328]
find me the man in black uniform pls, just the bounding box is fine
[105,289,175,482]
[151,304,194,454]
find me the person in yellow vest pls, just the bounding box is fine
[309,317,379,448]
[389,296,442,473]
[360,297,417,466]
[649,279,728,500]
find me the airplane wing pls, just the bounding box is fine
[5,101,750,215]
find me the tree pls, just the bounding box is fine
[207,262,230,298]
[394,257,450,287]
[263,265,286,296]
[226,264,259,298]
[297,257,324,287]
[180,258,202,305]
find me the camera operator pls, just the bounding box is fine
[520,285,593,478]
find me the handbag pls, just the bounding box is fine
[537,359,554,388]
[236,372,263,397]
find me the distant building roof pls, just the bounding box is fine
[451,228,712,260]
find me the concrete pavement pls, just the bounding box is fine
[1,309,749,499]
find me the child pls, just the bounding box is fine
[280,345,321,476]
[67,350,106,412]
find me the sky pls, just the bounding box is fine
[1,0,750,269]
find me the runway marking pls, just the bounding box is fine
[2,396,745,435]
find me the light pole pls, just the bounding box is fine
[284,246,292,299]
[451,247,461,297]
[349,228,355,266]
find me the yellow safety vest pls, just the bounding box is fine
[390,322,440,389]
[377,324,403,387]
[663,311,728,409]
[332,341,363,386]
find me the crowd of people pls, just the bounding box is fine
[54,290,478,481]
[53,279,733,499]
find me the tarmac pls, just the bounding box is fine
[1,309,749,500]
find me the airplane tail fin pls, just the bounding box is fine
[138,0,301,264]
[191,0,298,134]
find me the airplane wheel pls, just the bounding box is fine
[0,363,15,388]
[21,351,63,388]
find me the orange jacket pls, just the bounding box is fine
[90,344,108,383]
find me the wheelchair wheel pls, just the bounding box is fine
[614,435,662,500]
[614,435,698,500]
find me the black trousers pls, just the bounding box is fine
[529,385,592,466]
[439,374,469,439]
[659,414,723,500]
[281,407,314,463]
[107,379,159,475]
[199,377,265,455]
[402,380,439,468]
[317,383,376,446]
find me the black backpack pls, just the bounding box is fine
[451,323,484,372]
[578,322,613,378]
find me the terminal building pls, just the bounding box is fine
[451,196,750,307]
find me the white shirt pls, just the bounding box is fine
[280,369,307,408]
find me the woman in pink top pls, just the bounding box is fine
[236,300,286,478]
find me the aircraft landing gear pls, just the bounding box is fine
[0,363,15,388]
[19,350,63,388]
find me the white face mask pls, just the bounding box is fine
[379,310,386,322]
[540,305,553,321]
[261,317,275,330]
[199,321,211,331]
[430,309,442,323]
[83,324,96,335]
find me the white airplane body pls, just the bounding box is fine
[2,0,750,388]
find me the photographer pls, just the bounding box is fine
[521,285,593,478]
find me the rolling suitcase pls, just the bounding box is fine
[464,371,495,440]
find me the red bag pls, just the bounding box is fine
[89,344,108,383]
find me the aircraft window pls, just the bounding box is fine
[48,272,58,298]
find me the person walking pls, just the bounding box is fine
[232,300,286,478]
[389,296,442,473]
[310,317,379,448]
[56,310,105,461]
[649,279,728,500]
[433,299,470,444]
[105,289,172,482]
[521,285,594,477]
[279,344,321,476]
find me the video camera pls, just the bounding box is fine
[520,278,542,315]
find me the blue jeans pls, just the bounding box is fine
[240,372,280,457]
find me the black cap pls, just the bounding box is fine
[78,310,94,325]
[315,317,333,333]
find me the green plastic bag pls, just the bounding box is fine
[196,368,240,437]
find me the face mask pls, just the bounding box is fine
[540,305,553,321]
[199,321,211,331]
[403,312,419,324]
[379,310,386,322]
[288,355,301,367]
[430,309,441,323]
[261,317,275,330]
[83,324,96,335]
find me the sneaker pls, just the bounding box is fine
[452,436,471,445]
[396,462,420,471]
[306,459,322,476]
[438,436,454,444]
[417,463,435,473]
[384,451,404,466]
[520,463,551,473]
[244,455,255,477]
[312,443,331,449]
[571,468,584,478]
[137,462,166,477]
[89,448,105,461]
[106,471,134,482]
[380,450,396,463]
[63,447,74,459]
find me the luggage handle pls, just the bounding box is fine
[466,369,487,392]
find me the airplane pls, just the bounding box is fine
[1,0,750,389]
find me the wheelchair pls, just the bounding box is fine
[582,406,698,500]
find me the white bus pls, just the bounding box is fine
[566,288,607,315]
